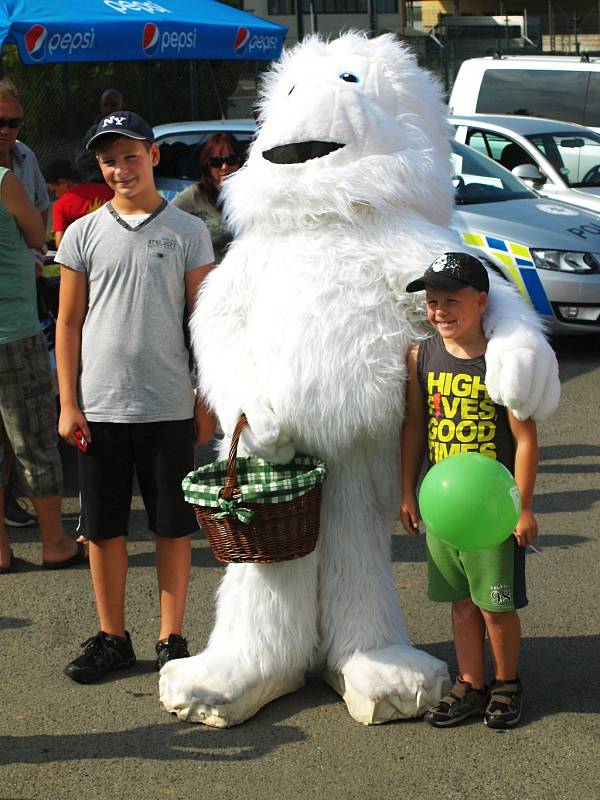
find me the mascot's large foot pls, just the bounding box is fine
[159,653,305,728]
[323,645,451,725]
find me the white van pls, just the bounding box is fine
[448,55,600,133]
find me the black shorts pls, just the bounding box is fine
[78,420,197,541]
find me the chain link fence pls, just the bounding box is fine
[1,46,267,170]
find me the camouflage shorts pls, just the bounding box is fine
[0,333,63,497]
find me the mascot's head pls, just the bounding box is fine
[223,32,454,235]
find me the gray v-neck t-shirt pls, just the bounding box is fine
[56,201,214,423]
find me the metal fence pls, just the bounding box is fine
[410,1,600,94]
[1,46,266,170]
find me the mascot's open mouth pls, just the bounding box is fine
[262,141,345,165]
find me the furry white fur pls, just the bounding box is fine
[159,32,560,726]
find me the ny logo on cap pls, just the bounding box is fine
[102,115,126,127]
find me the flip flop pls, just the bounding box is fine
[0,549,14,574]
[43,541,88,570]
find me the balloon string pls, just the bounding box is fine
[527,543,559,569]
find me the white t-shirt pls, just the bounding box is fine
[56,201,214,423]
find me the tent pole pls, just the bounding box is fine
[189,60,199,119]
[208,62,226,120]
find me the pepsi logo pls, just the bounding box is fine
[234,27,250,54]
[25,24,48,61]
[142,22,160,56]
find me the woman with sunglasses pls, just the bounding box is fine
[172,133,243,262]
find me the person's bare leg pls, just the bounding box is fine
[155,534,191,641]
[481,609,521,681]
[89,536,128,638]
[30,494,80,563]
[0,486,12,569]
[452,598,487,688]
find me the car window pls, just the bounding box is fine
[527,131,600,186]
[155,130,254,180]
[466,129,519,165]
[450,140,535,204]
[475,70,589,125]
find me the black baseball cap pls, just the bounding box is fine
[406,252,490,294]
[43,158,79,183]
[86,110,154,150]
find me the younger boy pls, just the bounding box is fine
[400,252,539,730]
[56,111,215,683]
[44,159,113,247]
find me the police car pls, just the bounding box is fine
[451,140,600,335]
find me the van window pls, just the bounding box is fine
[475,70,589,124]
[584,73,600,128]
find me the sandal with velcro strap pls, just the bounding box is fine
[485,677,523,729]
[424,678,489,728]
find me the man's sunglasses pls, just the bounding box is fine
[208,155,241,168]
[0,117,23,129]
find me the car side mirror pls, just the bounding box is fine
[512,164,546,185]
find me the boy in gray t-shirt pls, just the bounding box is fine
[56,111,215,684]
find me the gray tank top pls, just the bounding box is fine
[417,334,515,472]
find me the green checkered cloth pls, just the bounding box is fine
[182,454,328,522]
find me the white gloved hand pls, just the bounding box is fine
[485,327,560,421]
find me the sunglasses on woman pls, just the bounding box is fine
[0,117,23,129]
[208,155,241,168]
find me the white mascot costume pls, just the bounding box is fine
[160,32,560,727]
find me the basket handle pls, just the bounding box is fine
[221,413,248,501]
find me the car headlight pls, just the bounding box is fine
[530,250,600,274]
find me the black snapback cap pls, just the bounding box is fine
[406,252,490,294]
[86,111,154,150]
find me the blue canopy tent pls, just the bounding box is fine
[0,0,287,64]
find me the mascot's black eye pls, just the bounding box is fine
[339,72,359,83]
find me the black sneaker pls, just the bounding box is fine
[424,678,489,727]
[485,678,523,729]
[4,490,36,527]
[155,634,190,671]
[64,631,136,684]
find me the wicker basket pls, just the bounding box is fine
[183,415,327,564]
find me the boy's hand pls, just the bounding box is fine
[514,509,538,547]
[400,494,420,536]
[194,397,216,446]
[59,406,91,448]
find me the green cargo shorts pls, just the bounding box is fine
[426,530,528,612]
[0,333,62,497]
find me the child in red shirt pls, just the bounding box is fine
[44,159,113,246]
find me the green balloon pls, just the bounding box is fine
[418,453,521,551]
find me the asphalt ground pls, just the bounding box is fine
[1,335,599,800]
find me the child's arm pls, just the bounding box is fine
[185,262,217,445]
[55,265,90,446]
[185,262,214,314]
[400,345,426,535]
[507,411,539,547]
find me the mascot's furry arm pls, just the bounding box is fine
[191,242,296,461]
[481,275,560,421]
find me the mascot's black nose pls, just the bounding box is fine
[262,141,345,164]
